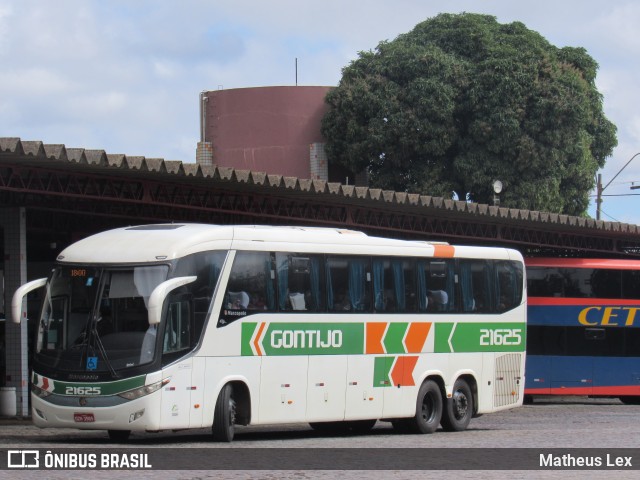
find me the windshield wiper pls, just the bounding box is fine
[92,328,119,379]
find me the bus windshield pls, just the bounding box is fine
[35,265,169,374]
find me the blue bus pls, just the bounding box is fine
[525,257,640,404]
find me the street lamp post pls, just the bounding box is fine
[596,152,640,221]
[492,180,502,206]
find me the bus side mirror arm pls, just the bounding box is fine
[11,278,47,324]
[147,276,197,325]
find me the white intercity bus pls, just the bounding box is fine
[13,224,526,441]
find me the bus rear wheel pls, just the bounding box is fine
[408,379,442,434]
[441,378,473,432]
[212,384,236,442]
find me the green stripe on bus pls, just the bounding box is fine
[383,322,408,354]
[435,322,526,353]
[50,375,147,396]
[241,323,258,356]
[242,322,365,356]
[373,356,393,387]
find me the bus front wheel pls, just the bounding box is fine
[409,379,442,434]
[441,378,473,432]
[212,384,236,442]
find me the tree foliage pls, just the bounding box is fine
[321,13,617,215]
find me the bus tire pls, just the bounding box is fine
[409,379,442,434]
[441,378,473,432]
[212,384,236,442]
[107,429,131,442]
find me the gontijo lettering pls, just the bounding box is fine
[242,322,364,356]
[578,306,640,326]
[271,329,343,349]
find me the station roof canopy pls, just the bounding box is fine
[2,137,640,258]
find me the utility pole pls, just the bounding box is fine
[596,153,640,221]
[596,173,603,220]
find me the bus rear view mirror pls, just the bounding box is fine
[147,276,197,325]
[11,278,47,324]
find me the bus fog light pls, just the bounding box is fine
[34,408,47,420]
[129,409,145,423]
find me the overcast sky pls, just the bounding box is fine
[2,0,640,223]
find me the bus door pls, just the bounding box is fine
[160,294,200,428]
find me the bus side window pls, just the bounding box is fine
[326,256,371,312]
[622,270,640,299]
[224,251,276,314]
[276,253,325,312]
[163,298,191,354]
[372,258,413,313]
[495,261,523,312]
[423,260,456,312]
[173,250,226,338]
[459,260,489,313]
[591,269,623,299]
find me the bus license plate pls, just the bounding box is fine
[74,413,95,423]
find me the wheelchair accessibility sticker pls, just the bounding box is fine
[86,357,98,371]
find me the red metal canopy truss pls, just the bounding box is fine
[1,162,639,257]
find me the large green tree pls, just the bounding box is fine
[321,13,617,215]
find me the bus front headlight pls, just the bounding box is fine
[31,383,52,399]
[118,378,170,401]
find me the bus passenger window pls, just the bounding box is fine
[591,269,623,299]
[622,270,640,299]
[276,253,325,312]
[326,256,371,312]
[418,260,455,312]
[459,260,481,312]
[496,261,523,312]
[372,259,413,313]
[224,252,276,313]
[163,299,191,354]
[173,250,226,339]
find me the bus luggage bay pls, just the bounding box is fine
[13,224,526,441]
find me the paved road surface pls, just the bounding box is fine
[0,396,638,479]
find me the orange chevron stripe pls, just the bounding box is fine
[405,322,431,353]
[433,245,455,258]
[253,322,266,356]
[391,356,418,387]
[366,322,387,354]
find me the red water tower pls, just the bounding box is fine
[197,86,332,180]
